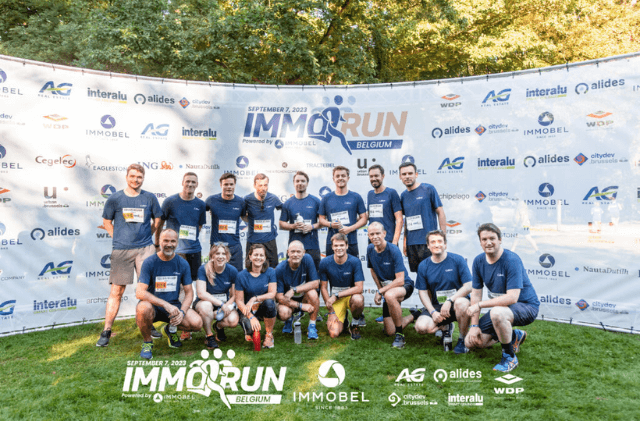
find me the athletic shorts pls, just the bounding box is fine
[152,301,182,324]
[419,302,457,326]
[382,283,414,318]
[247,240,278,269]
[331,295,352,323]
[109,244,156,285]
[178,251,201,281]
[192,297,224,312]
[407,244,431,273]
[325,243,359,258]
[479,302,539,341]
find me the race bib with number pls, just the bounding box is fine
[436,289,457,304]
[331,286,350,295]
[254,219,271,233]
[179,225,197,241]
[294,219,313,234]
[122,208,144,223]
[331,211,350,226]
[218,220,237,234]
[488,291,505,299]
[406,215,423,231]
[369,204,384,218]
[155,276,178,293]
[211,293,227,303]
[380,280,393,287]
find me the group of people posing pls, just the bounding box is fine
[95,162,539,373]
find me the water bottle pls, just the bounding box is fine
[294,321,302,344]
[216,302,236,321]
[296,213,304,224]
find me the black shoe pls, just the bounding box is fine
[392,333,406,349]
[163,324,183,348]
[214,322,227,342]
[355,314,366,327]
[350,324,361,340]
[409,307,422,322]
[341,313,349,336]
[316,313,324,322]
[204,335,219,349]
[96,330,111,347]
[150,325,162,340]
[240,317,253,342]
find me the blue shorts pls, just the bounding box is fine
[382,283,414,318]
[479,302,539,341]
[228,243,243,272]
[152,302,182,323]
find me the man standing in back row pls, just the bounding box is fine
[368,165,403,246]
[244,173,283,268]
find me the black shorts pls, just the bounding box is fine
[407,244,431,272]
[479,303,539,341]
[192,297,224,311]
[306,249,321,271]
[178,252,201,281]
[382,283,414,318]
[420,303,457,326]
[247,240,278,269]
[228,243,243,272]
[325,243,359,258]
[152,302,181,323]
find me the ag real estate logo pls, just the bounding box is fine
[523,111,569,138]
[140,123,169,140]
[481,88,511,108]
[582,186,618,204]
[242,95,408,154]
[123,349,286,406]
[37,260,73,280]
[294,360,368,404]
[437,157,464,174]
[574,78,625,95]
[0,299,17,319]
[494,374,524,396]
[38,81,72,99]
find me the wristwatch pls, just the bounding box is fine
[293,286,298,294]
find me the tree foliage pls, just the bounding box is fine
[1,0,639,84]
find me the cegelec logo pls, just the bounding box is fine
[35,155,76,168]
[242,95,407,154]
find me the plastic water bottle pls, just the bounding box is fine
[294,321,302,344]
[216,302,236,321]
[296,213,304,224]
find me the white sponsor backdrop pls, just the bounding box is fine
[1,54,639,335]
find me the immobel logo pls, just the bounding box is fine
[293,360,369,403]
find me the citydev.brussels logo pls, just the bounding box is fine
[574,153,588,165]
[236,156,249,168]
[575,299,589,311]
[475,191,486,202]
[317,360,345,388]
[123,349,286,406]
[242,95,407,154]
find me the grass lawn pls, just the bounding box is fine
[1,308,638,421]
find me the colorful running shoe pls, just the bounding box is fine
[392,333,406,349]
[453,337,469,354]
[163,324,182,348]
[308,324,319,340]
[140,342,153,359]
[513,329,527,353]
[493,352,519,372]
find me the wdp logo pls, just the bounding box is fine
[523,156,536,167]
[0,69,7,83]
[101,254,111,269]
[475,191,486,202]
[100,115,116,129]
[0,299,16,316]
[438,157,464,170]
[482,89,511,104]
[538,112,554,126]
[236,156,249,168]
[574,153,588,165]
[317,360,345,388]
[141,123,169,136]
[538,183,554,198]
[575,83,589,95]
[319,186,332,197]
[101,184,116,198]
[576,299,589,311]
[402,155,414,164]
[539,254,555,268]
[39,261,73,277]
[39,81,72,96]
[583,186,618,201]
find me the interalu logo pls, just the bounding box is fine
[243,95,407,154]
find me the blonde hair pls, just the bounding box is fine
[205,244,230,285]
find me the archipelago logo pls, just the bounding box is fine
[583,186,618,202]
[243,95,407,154]
[38,81,72,98]
[317,360,345,388]
[481,89,511,107]
[437,157,464,174]
[575,79,625,95]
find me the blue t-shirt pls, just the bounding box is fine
[205,194,245,247]
[276,254,319,294]
[366,243,413,287]
[400,183,443,246]
[367,187,402,243]
[235,267,277,303]
[161,194,206,254]
[102,190,162,250]
[319,191,366,246]
[416,252,471,307]
[196,263,238,299]
[280,194,321,251]
[243,192,283,243]
[139,254,192,305]
[472,249,540,307]
[318,254,365,290]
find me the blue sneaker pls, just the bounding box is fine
[375,316,384,324]
[308,324,318,340]
[282,317,293,334]
[140,342,153,359]
[454,337,469,354]
[493,352,519,372]
[513,329,527,353]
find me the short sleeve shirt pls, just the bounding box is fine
[276,254,319,294]
[318,255,365,290]
[196,263,238,299]
[102,190,162,250]
[235,267,277,303]
[366,243,413,287]
[400,183,442,246]
[319,191,366,245]
[243,192,283,243]
[367,187,402,243]
[416,252,471,306]
[205,194,246,247]
[139,254,192,305]
[280,195,321,250]
[161,194,206,253]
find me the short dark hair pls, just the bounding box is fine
[294,171,309,183]
[333,166,350,176]
[183,172,198,181]
[477,223,502,240]
[368,164,384,175]
[245,244,269,273]
[254,173,269,184]
[127,163,145,176]
[426,229,447,244]
[219,173,237,184]
[399,162,417,172]
[330,233,348,245]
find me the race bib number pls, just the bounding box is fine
[369,204,383,218]
[179,225,197,241]
[294,219,312,234]
[122,208,144,223]
[211,293,227,303]
[436,289,457,304]
[488,291,505,299]
[218,220,237,234]
[406,215,423,231]
[254,219,271,233]
[331,286,349,295]
[331,211,350,226]
[380,280,393,287]
[155,276,178,293]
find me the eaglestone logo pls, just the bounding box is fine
[38,81,72,98]
[523,154,570,168]
[87,87,127,103]
[582,186,618,202]
[481,88,511,107]
[33,297,77,313]
[574,79,625,95]
[525,85,567,100]
[133,93,176,106]
[123,349,286,406]
[523,111,568,137]
[243,95,407,154]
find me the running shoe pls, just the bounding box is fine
[150,325,162,340]
[282,316,293,334]
[180,331,192,340]
[443,323,454,352]
[163,324,183,348]
[308,324,319,340]
[140,342,153,359]
[435,329,443,344]
[316,313,324,322]
[375,316,384,324]
[453,337,469,354]
[392,333,406,349]
[214,322,227,342]
[350,324,361,340]
[241,317,253,342]
[263,332,275,349]
[204,335,219,350]
[96,330,111,347]
[513,329,527,353]
[493,352,519,372]
[355,314,366,327]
